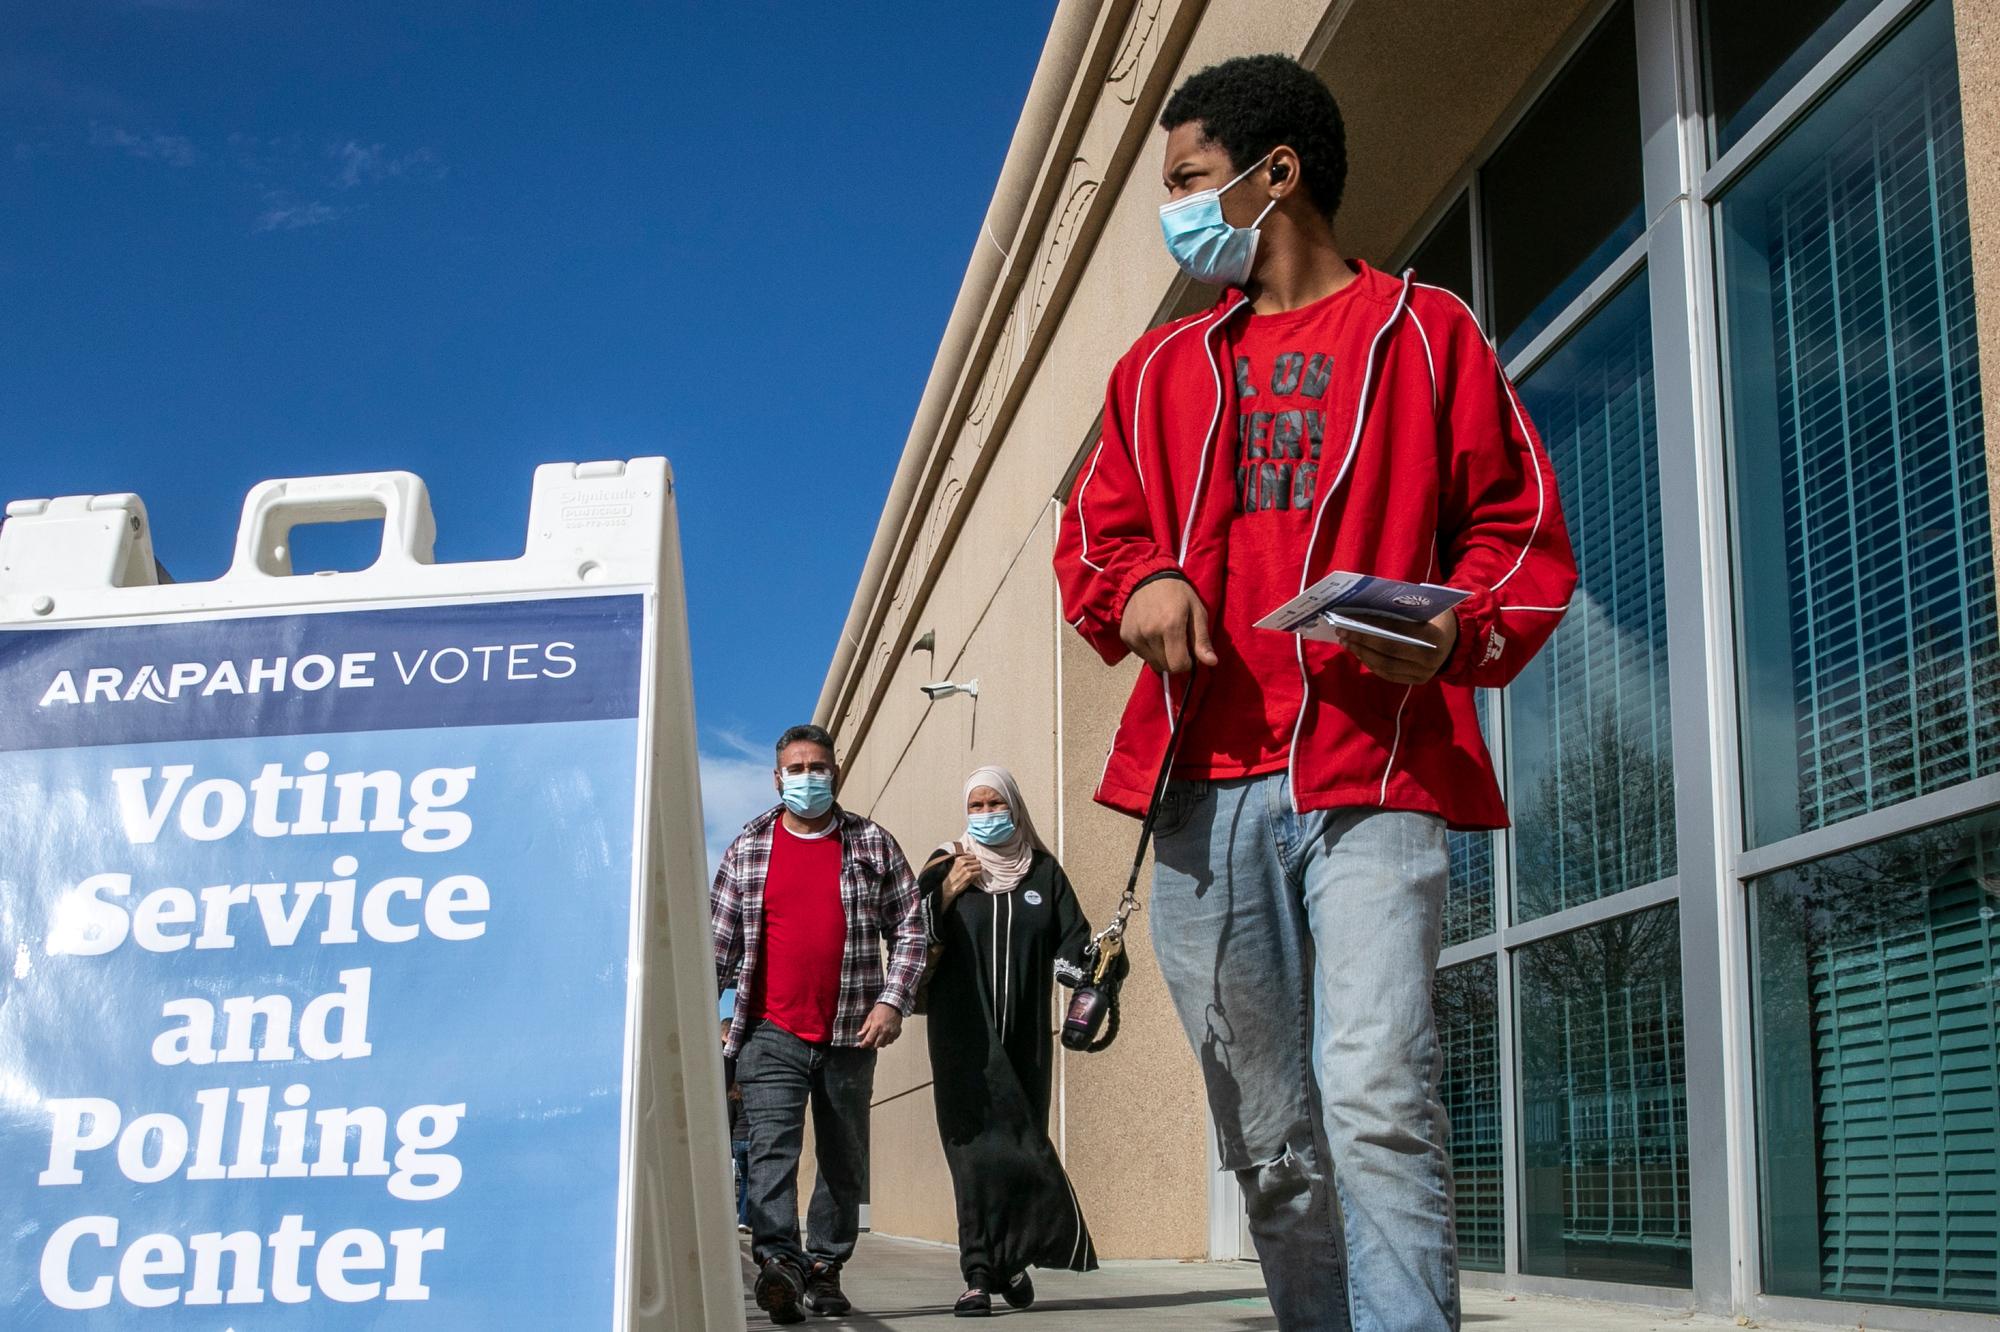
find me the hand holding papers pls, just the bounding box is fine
[1257,571,1470,650]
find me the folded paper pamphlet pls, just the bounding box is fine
[1256,570,1470,650]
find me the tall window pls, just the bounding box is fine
[1720,0,1997,850]
[1394,0,1690,1287]
[1510,277,1676,921]
[1481,0,1644,360]
[1437,958,1503,1272]
[1751,811,2000,1312]
[1702,0,1881,151]
[1720,1,2000,1311]
[1517,905,1690,1284]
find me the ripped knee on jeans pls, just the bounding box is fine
[1233,1142,1320,1224]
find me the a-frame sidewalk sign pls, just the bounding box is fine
[0,462,743,1330]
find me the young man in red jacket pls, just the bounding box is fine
[1056,56,1576,1331]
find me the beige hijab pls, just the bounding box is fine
[933,764,1045,894]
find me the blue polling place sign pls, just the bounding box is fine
[0,593,650,1326]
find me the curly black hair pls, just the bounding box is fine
[1160,54,1347,221]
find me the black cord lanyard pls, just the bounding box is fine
[1094,667,1204,951]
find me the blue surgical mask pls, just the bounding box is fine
[1158,152,1276,287]
[967,812,1016,846]
[781,773,834,819]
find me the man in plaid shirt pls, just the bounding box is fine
[711,723,926,1324]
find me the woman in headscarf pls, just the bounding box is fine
[919,764,1099,1317]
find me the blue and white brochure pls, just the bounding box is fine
[1257,570,1470,649]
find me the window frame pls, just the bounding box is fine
[1391,0,1998,1321]
[1394,0,1698,1297]
[1690,1,2000,1324]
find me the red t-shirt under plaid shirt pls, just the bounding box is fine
[749,819,847,1043]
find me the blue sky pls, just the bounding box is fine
[1,0,1059,862]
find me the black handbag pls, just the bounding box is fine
[1059,670,1201,1053]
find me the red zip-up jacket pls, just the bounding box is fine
[1056,262,1577,829]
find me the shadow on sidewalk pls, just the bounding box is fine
[740,1235,1277,1328]
[744,1287,1277,1329]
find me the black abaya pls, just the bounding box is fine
[920,849,1099,1286]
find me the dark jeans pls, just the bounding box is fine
[733,1138,751,1225]
[736,1019,876,1273]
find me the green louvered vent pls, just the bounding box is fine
[1806,829,2000,1308]
[1767,34,1997,835]
[1437,958,1503,1271]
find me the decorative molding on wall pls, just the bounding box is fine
[823,0,1206,759]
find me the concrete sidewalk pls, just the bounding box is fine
[740,1234,1816,1330]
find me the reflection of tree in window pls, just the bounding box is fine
[1444,828,1494,947]
[1510,276,1676,921]
[1517,905,1689,1284]
[1434,959,1502,1271]
[1515,703,1677,919]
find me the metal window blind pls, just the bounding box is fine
[1519,906,1691,1281]
[1513,284,1678,919]
[1446,830,1496,947]
[1550,984,1688,1252]
[1445,693,1497,948]
[1437,957,1504,1271]
[1766,40,1998,835]
[1806,826,2000,1309]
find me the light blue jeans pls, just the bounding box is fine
[1151,773,1457,1332]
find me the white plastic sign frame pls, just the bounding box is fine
[0,462,742,1330]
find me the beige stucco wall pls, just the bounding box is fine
[839,505,1064,1246]
[1954,0,2000,571]
[1054,631,1213,1258]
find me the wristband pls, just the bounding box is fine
[1128,569,1191,598]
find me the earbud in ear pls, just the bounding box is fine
[1271,164,1290,182]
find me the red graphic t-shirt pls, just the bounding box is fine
[750,819,847,1043]
[1177,278,1368,778]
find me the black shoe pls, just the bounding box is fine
[755,1258,807,1324]
[803,1261,851,1317]
[1001,1271,1035,1309]
[953,1286,992,1317]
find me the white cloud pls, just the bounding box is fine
[251,198,340,233]
[334,140,386,188]
[76,126,441,231]
[89,123,197,166]
[333,139,443,189]
[698,731,775,877]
